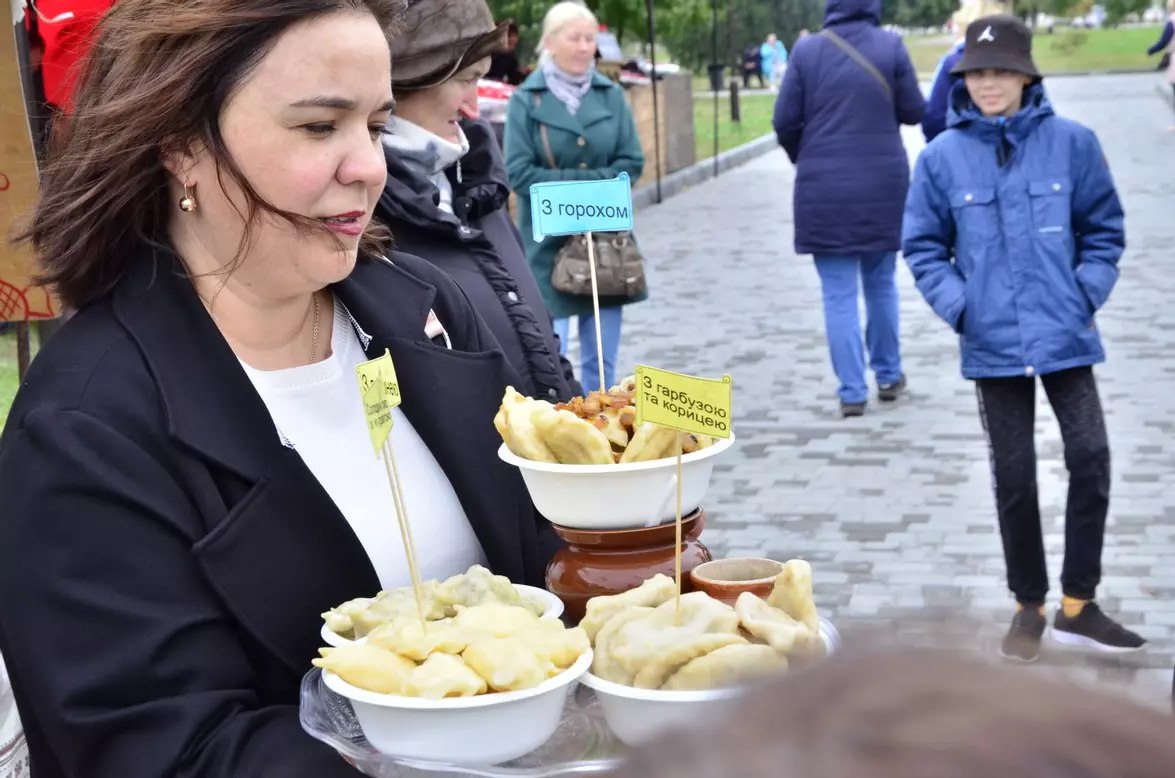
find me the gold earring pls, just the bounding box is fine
[179,183,197,213]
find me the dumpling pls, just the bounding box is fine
[320,595,372,637]
[767,559,820,634]
[347,582,446,637]
[435,565,521,614]
[463,637,548,692]
[607,593,741,683]
[735,592,807,654]
[526,622,590,674]
[495,388,559,463]
[631,632,747,690]
[452,602,542,638]
[401,653,488,699]
[366,618,470,661]
[611,594,737,686]
[531,405,615,465]
[580,574,677,640]
[312,643,416,695]
[592,605,655,685]
[619,423,680,463]
[662,643,786,691]
[517,593,548,617]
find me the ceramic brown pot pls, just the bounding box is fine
[689,557,783,606]
[545,509,712,624]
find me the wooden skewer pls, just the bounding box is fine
[674,445,684,625]
[585,232,607,393]
[381,439,428,630]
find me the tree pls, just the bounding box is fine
[880,0,958,30]
[1101,0,1149,25]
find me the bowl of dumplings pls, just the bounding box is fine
[495,379,735,530]
[313,598,593,765]
[319,565,563,648]
[576,560,839,746]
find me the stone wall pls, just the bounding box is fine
[625,74,695,191]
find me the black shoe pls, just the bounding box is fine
[878,375,907,402]
[1052,602,1146,653]
[1000,607,1047,663]
[840,401,866,418]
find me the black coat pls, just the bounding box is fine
[0,248,560,777]
[377,119,581,403]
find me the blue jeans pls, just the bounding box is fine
[813,253,903,404]
[553,306,623,393]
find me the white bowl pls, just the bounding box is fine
[319,585,565,648]
[581,618,841,746]
[498,434,736,530]
[322,649,593,765]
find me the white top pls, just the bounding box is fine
[240,301,487,588]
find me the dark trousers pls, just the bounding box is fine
[975,366,1110,606]
[743,69,764,89]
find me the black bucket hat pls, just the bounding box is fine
[390,0,509,91]
[951,15,1041,80]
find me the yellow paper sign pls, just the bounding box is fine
[634,365,732,439]
[355,349,402,454]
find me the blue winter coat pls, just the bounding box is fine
[902,83,1125,380]
[921,41,964,143]
[773,0,925,256]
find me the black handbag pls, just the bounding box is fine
[535,105,647,299]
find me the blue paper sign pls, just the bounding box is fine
[528,173,634,241]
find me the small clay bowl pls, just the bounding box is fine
[689,558,783,605]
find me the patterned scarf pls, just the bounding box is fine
[541,58,594,116]
[382,117,470,214]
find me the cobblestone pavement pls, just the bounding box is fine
[604,74,1175,708]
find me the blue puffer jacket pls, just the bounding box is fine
[902,82,1125,380]
[921,41,964,142]
[773,0,925,256]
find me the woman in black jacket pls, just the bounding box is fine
[0,1,558,775]
[376,0,580,403]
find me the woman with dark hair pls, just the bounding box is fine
[375,0,579,404]
[613,649,1175,778]
[0,1,559,775]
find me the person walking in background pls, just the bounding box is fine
[761,33,788,91]
[922,9,979,143]
[376,0,580,404]
[903,16,1145,663]
[1146,0,1174,131]
[504,1,646,393]
[773,0,925,417]
[487,21,526,85]
[742,43,764,89]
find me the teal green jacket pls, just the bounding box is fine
[504,70,647,320]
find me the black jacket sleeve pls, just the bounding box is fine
[0,408,360,778]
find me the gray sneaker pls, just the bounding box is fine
[878,375,907,402]
[840,401,866,418]
[1000,608,1047,663]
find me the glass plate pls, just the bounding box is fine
[299,670,626,777]
[300,618,840,777]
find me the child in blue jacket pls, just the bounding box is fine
[902,15,1144,663]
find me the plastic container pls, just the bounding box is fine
[579,618,841,746]
[498,435,736,530]
[320,650,593,765]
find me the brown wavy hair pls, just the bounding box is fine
[22,0,404,310]
[612,648,1175,778]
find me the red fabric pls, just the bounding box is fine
[24,0,114,111]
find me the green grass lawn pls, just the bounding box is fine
[905,26,1164,77]
[693,93,776,161]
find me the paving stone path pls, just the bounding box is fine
[596,73,1175,708]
